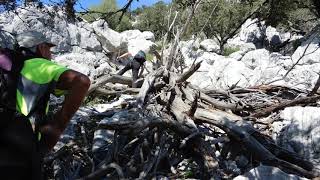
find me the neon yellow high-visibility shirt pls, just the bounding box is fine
[16,58,68,116]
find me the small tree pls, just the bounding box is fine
[184,0,264,54]
[134,1,169,40]
[82,0,132,31]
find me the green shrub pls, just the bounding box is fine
[146,53,154,62]
[223,46,240,56]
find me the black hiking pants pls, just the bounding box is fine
[0,111,43,180]
[117,59,143,88]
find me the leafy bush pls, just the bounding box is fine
[133,1,170,40]
[223,46,240,56]
[146,53,154,62]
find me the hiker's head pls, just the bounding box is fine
[16,31,55,59]
[134,50,146,61]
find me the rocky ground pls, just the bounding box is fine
[1,4,320,180]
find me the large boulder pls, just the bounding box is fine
[142,31,155,42]
[0,30,15,49]
[241,49,270,70]
[239,18,266,47]
[188,56,254,89]
[227,36,256,52]
[200,39,220,53]
[121,30,156,55]
[55,52,113,79]
[179,39,201,66]
[78,22,102,51]
[291,33,320,65]
[91,19,126,52]
[272,106,320,168]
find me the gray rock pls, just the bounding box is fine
[200,39,220,53]
[274,106,320,168]
[233,165,308,180]
[142,31,155,42]
[239,18,266,47]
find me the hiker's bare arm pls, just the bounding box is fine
[117,52,132,60]
[40,70,90,151]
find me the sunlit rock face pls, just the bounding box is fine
[273,106,320,169]
[121,29,156,55]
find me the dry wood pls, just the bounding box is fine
[199,91,244,111]
[166,0,202,70]
[176,61,202,83]
[98,112,192,135]
[251,95,320,118]
[77,163,124,180]
[194,108,319,178]
[136,68,165,108]
[51,51,320,180]
[95,87,140,96]
[88,74,143,94]
[309,74,320,96]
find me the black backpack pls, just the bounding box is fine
[0,47,47,180]
[0,48,24,110]
[0,47,41,118]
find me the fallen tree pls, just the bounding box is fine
[45,60,320,179]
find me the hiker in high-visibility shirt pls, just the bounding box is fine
[0,31,90,180]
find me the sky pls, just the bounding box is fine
[76,0,172,11]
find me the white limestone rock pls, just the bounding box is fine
[200,39,220,53]
[55,52,110,79]
[239,18,266,45]
[142,31,155,42]
[234,165,309,180]
[273,106,320,168]
[91,19,126,52]
[291,34,320,65]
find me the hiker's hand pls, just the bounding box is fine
[39,111,65,151]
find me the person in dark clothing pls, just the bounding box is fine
[117,50,146,88]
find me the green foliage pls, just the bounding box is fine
[258,0,318,33]
[182,0,258,53]
[85,94,115,106]
[146,53,154,62]
[133,1,169,40]
[223,46,240,56]
[183,170,194,178]
[82,0,132,31]
[286,7,316,33]
[262,0,295,27]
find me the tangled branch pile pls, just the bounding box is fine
[44,61,320,179]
